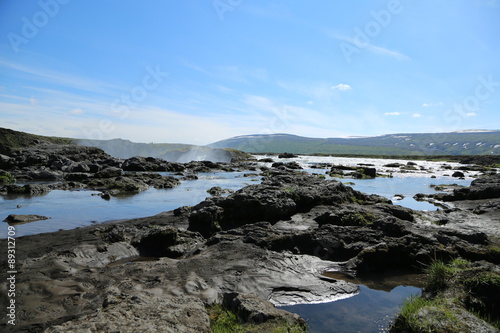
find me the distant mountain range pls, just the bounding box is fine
[208,131,500,155]
[2,127,499,159]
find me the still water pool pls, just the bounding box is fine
[281,284,421,333]
[280,271,425,332]
[0,171,260,238]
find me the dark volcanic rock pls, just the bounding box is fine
[272,161,303,170]
[361,167,377,178]
[189,171,380,237]
[27,169,63,180]
[206,186,234,197]
[1,183,52,196]
[278,152,298,158]
[122,156,184,172]
[95,166,122,178]
[4,214,50,223]
[134,226,204,258]
[416,174,500,202]
[452,171,466,178]
[467,174,500,200]
[460,155,500,166]
[384,163,403,168]
[83,173,180,194]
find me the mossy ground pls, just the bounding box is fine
[390,258,500,332]
[208,304,307,333]
[0,172,16,184]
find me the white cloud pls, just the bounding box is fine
[412,113,422,118]
[331,84,352,91]
[422,102,443,107]
[384,112,401,116]
[466,112,478,117]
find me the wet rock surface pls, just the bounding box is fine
[1,149,499,332]
[4,214,50,223]
[0,143,251,200]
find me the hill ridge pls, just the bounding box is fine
[209,131,500,155]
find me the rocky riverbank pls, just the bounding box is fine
[1,162,499,332]
[0,142,255,200]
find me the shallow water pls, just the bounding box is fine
[281,271,425,333]
[0,156,476,238]
[281,284,421,333]
[0,171,261,238]
[338,176,472,211]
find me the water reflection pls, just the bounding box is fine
[0,171,261,238]
[281,272,423,333]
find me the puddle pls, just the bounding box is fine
[280,271,424,333]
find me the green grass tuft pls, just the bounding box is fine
[391,296,465,333]
[0,172,16,184]
[208,304,307,333]
[209,304,245,333]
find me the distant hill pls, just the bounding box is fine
[0,128,250,162]
[208,131,500,155]
[0,127,74,154]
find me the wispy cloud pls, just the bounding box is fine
[422,102,443,107]
[329,32,410,61]
[179,58,212,76]
[277,80,346,101]
[0,58,118,95]
[216,65,268,83]
[331,84,352,91]
[412,113,422,118]
[384,112,401,116]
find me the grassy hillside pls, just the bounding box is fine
[0,127,74,153]
[209,132,500,155]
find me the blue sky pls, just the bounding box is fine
[1,0,499,145]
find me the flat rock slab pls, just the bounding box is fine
[44,295,211,333]
[4,214,50,223]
